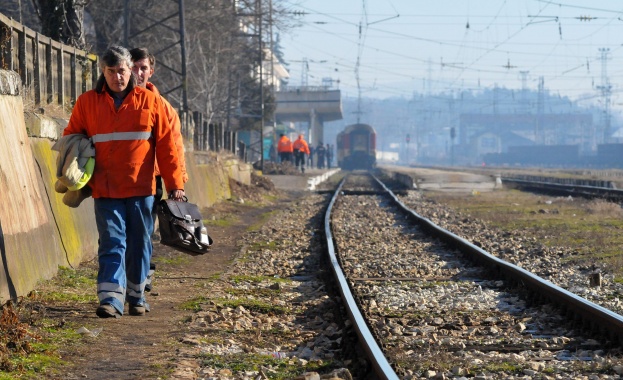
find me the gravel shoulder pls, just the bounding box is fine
[13,173,355,380]
[16,177,294,379]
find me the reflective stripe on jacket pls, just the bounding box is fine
[146,82,188,183]
[63,85,184,198]
[277,136,293,153]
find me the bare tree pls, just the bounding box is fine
[17,0,296,127]
[31,0,87,48]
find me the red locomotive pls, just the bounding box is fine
[336,123,377,170]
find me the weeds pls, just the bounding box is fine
[218,298,288,315]
[584,199,623,217]
[204,215,239,227]
[247,241,280,252]
[229,274,289,284]
[426,190,623,274]
[198,352,333,379]
[247,211,279,232]
[0,302,42,375]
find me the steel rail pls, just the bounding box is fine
[372,173,623,345]
[502,177,623,200]
[324,176,400,380]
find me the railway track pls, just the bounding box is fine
[325,172,623,379]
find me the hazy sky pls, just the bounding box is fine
[279,0,623,107]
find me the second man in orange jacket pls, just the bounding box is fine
[277,134,293,163]
[293,134,311,173]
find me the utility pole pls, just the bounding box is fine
[122,0,188,112]
[519,70,529,114]
[536,76,544,144]
[257,0,264,171]
[597,47,611,144]
[301,58,309,87]
[178,0,188,112]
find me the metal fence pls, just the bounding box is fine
[179,110,239,156]
[0,13,98,107]
[0,12,245,159]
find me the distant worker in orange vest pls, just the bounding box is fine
[277,134,293,163]
[292,134,311,173]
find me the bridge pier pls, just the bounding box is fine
[275,87,342,146]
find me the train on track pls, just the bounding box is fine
[336,123,377,170]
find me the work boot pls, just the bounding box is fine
[129,302,151,316]
[96,304,121,318]
[129,305,145,316]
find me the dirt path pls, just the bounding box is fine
[32,182,290,379]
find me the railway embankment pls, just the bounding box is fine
[0,70,252,303]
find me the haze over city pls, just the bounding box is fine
[281,0,623,110]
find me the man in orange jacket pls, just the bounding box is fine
[130,47,188,293]
[63,46,185,318]
[277,134,293,163]
[292,134,311,173]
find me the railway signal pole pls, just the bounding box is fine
[450,127,456,166]
[405,133,410,165]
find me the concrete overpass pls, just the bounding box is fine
[275,86,342,147]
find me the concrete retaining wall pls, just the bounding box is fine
[377,167,416,189]
[0,70,252,303]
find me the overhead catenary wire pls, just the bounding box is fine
[280,0,623,102]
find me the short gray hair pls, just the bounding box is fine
[99,45,133,71]
[94,45,136,93]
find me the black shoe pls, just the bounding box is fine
[96,304,121,318]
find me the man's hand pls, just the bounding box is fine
[169,189,185,201]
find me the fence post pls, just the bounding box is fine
[216,123,223,151]
[223,129,230,151]
[57,45,64,106]
[80,53,87,94]
[70,47,77,103]
[0,21,13,70]
[192,111,202,151]
[33,33,41,105]
[91,57,98,89]
[45,40,53,104]
[208,123,215,151]
[203,120,212,151]
[18,25,26,87]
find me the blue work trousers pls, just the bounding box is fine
[94,196,154,315]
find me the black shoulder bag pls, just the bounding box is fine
[157,197,213,255]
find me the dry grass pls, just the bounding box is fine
[21,84,73,119]
[584,199,623,217]
[425,189,623,274]
[0,301,41,373]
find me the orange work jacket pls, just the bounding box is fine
[277,136,293,153]
[63,85,184,198]
[146,82,188,183]
[293,137,310,155]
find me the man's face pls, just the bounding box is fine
[132,58,154,88]
[104,62,132,94]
